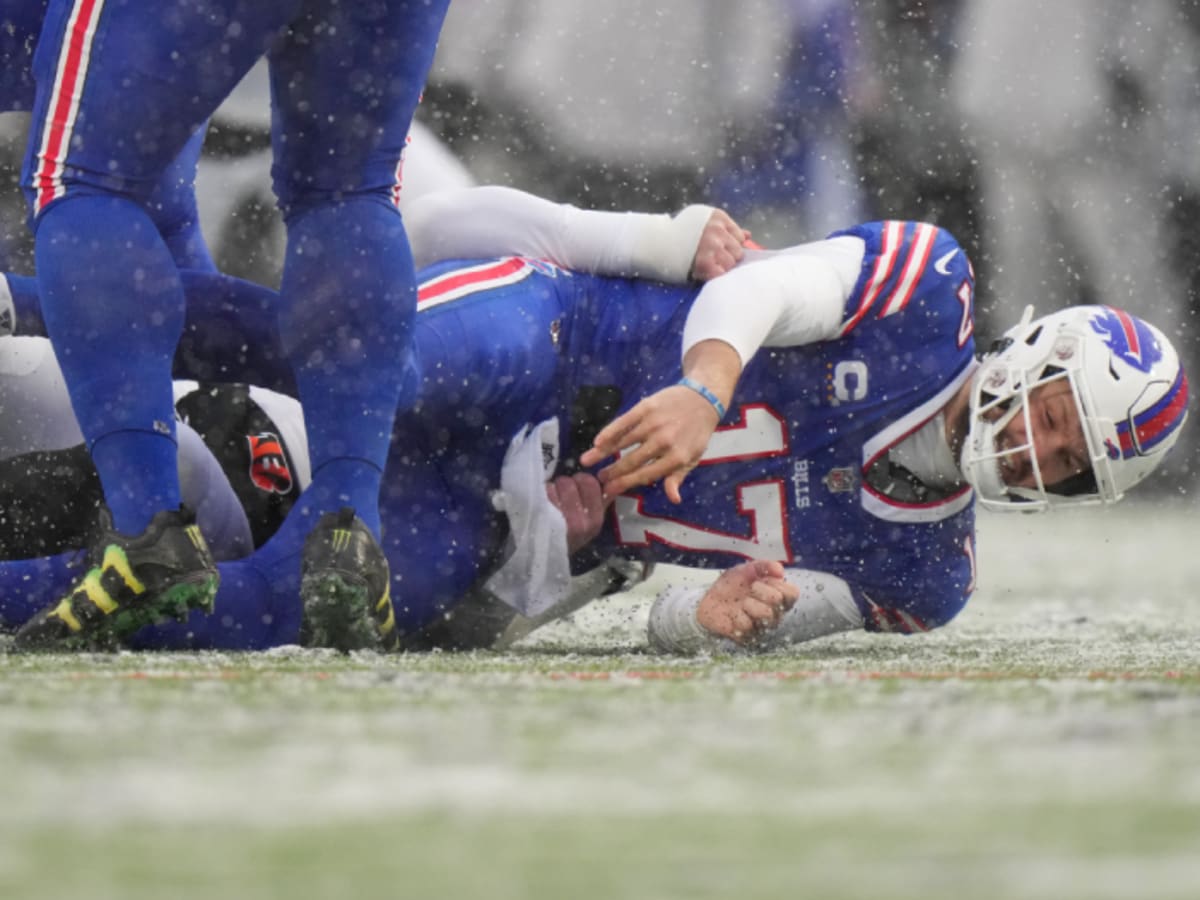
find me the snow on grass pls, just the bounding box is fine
[0,499,1198,899]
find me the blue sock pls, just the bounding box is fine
[89,431,181,531]
[301,458,383,537]
[278,198,416,539]
[34,196,186,534]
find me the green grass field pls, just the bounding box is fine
[2,501,1198,900]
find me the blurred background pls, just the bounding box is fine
[2,0,1198,489]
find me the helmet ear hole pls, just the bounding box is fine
[1024,325,1043,345]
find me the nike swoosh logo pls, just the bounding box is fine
[934,248,960,276]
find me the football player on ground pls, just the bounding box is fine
[0,187,768,648]
[0,187,1188,654]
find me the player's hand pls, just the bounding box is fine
[546,472,613,554]
[696,560,799,645]
[578,383,720,503]
[689,209,749,281]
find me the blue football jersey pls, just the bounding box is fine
[569,221,980,634]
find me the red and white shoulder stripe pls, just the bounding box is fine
[417,257,534,310]
[839,221,940,337]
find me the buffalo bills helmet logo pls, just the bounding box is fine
[247,432,294,495]
[1089,307,1162,373]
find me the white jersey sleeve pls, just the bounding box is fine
[647,568,865,654]
[680,236,865,366]
[405,185,714,283]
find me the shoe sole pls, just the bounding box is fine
[14,571,218,653]
[301,570,385,653]
[109,571,219,637]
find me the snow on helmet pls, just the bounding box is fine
[962,305,1189,511]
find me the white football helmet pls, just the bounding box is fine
[962,305,1189,511]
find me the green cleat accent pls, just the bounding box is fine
[299,507,395,653]
[14,505,219,652]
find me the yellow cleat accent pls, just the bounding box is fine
[185,525,206,552]
[376,586,395,637]
[48,599,83,632]
[100,545,146,597]
[80,569,120,614]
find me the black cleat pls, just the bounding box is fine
[299,508,395,652]
[14,505,219,652]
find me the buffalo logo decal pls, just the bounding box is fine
[1089,306,1162,373]
[247,432,294,495]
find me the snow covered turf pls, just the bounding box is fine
[0,499,1198,899]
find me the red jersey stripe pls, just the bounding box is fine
[417,257,531,309]
[879,222,937,318]
[839,220,904,336]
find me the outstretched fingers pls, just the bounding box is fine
[578,386,719,502]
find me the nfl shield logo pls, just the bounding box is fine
[823,466,858,493]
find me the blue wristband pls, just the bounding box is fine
[678,376,727,421]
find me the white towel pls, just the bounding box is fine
[485,418,573,617]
